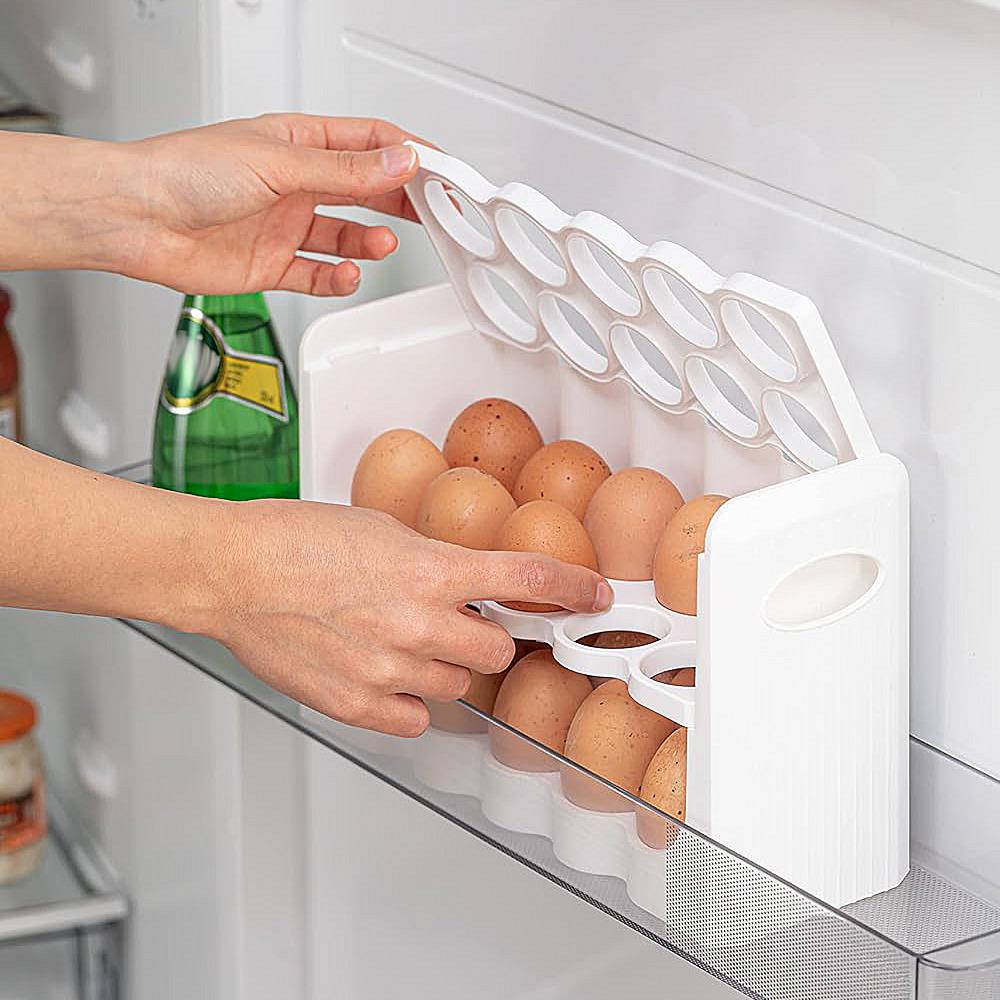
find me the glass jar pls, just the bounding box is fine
[0,690,46,883]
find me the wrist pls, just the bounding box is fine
[0,132,149,275]
[154,493,248,639]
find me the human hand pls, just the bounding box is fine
[119,114,424,296]
[211,501,613,737]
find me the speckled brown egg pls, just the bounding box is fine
[443,398,543,491]
[653,495,729,615]
[512,440,611,519]
[584,468,684,580]
[490,649,593,771]
[429,636,548,734]
[416,467,516,550]
[637,727,687,849]
[351,429,448,528]
[561,679,678,812]
[578,630,659,649]
[665,667,695,687]
[494,500,598,612]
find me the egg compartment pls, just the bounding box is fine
[300,150,908,910]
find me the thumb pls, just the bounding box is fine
[285,143,418,200]
[449,550,615,615]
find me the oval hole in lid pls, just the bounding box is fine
[685,357,760,438]
[468,267,536,344]
[567,236,641,316]
[721,299,797,383]
[424,179,495,258]
[611,325,683,406]
[762,390,838,470]
[764,553,882,630]
[495,208,566,286]
[643,268,718,348]
[539,293,609,374]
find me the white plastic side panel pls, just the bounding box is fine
[700,456,909,906]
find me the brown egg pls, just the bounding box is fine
[490,650,593,771]
[561,679,678,812]
[578,630,659,649]
[443,398,543,491]
[494,500,598,612]
[584,468,684,580]
[428,637,547,734]
[416,468,516,549]
[351,429,448,528]
[666,667,695,687]
[637,728,687,849]
[653,494,729,615]
[513,440,611,519]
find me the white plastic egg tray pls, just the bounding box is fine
[299,147,909,908]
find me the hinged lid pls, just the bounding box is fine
[404,144,877,473]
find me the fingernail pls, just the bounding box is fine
[382,144,416,177]
[594,581,614,612]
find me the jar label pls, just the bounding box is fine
[0,391,17,441]
[160,307,288,421]
[0,779,46,854]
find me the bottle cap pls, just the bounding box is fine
[0,690,37,742]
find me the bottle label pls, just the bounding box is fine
[0,779,46,854]
[161,307,289,422]
[0,391,17,441]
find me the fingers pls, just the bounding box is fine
[347,692,430,738]
[449,550,614,615]
[300,216,399,260]
[276,257,361,296]
[281,144,419,203]
[259,113,432,154]
[397,659,472,702]
[432,611,515,674]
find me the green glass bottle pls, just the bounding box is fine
[152,293,299,500]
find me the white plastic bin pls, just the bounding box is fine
[300,146,908,908]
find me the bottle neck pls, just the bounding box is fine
[185,292,269,315]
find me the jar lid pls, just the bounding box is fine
[0,690,37,742]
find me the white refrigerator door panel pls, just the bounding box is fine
[305,744,743,1000]
[0,609,243,999]
[313,18,1000,783]
[345,0,1000,274]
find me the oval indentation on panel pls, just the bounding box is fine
[643,268,718,348]
[721,299,797,383]
[685,357,760,438]
[495,208,566,286]
[610,325,683,406]
[762,390,838,470]
[424,179,495,258]
[567,236,641,316]
[764,553,882,631]
[468,267,536,344]
[538,293,609,374]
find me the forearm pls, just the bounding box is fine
[0,131,143,274]
[0,439,231,632]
